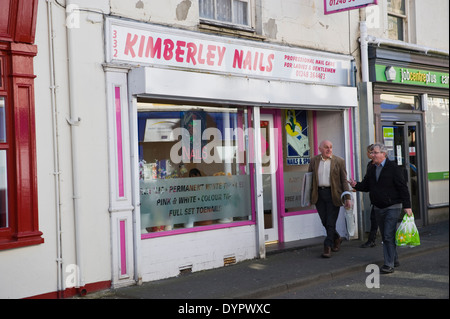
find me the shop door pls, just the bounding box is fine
[381,122,425,225]
[260,113,279,243]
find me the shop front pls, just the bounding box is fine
[369,45,449,226]
[104,17,358,286]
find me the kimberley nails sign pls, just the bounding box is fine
[106,18,353,87]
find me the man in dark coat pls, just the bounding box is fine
[349,143,412,273]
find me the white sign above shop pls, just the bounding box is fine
[324,0,378,15]
[106,18,354,87]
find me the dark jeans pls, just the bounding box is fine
[316,188,340,248]
[374,205,401,267]
[368,206,378,242]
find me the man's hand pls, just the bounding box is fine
[404,208,413,217]
[344,199,352,209]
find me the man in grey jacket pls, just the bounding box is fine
[309,140,352,258]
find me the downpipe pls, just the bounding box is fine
[66,0,85,293]
[46,0,64,298]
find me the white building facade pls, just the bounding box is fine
[0,0,447,299]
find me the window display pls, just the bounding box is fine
[282,110,315,214]
[138,103,253,233]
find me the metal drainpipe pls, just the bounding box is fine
[357,8,370,241]
[65,0,85,294]
[359,20,369,83]
[46,0,64,297]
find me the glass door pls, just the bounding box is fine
[382,122,424,224]
[260,113,279,243]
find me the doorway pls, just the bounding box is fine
[260,113,279,243]
[381,121,425,225]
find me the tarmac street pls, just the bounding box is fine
[269,245,449,299]
[85,221,448,300]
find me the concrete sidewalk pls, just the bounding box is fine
[87,221,448,299]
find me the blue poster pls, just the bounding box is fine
[285,110,310,165]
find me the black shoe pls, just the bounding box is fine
[360,241,376,248]
[394,261,400,267]
[381,265,394,274]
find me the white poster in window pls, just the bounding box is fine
[301,172,313,207]
[144,118,180,142]
[396,145,403,166]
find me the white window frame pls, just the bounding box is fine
[199,0,254,32]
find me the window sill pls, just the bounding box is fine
[141,220,254,239]
[0,231,44,251]
[199,19,266,41]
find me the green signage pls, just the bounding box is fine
[428,171,449,181]
[383,126,394,139]
[375,64,449,89]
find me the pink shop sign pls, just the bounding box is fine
[106,18,353,87]
[324,0,378,15]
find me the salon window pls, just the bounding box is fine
[137,103,253,234]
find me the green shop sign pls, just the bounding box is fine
[428,171,449,181]
[375,64,449,88]
[383,126,394,139]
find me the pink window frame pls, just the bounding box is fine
[276,109,355,218]
[264,109,355,242]
[140,107,355,242]
[141,107,256,240]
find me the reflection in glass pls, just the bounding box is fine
[387,0,405,16]
[380,93,419,110]
[388,15,404,41]
[425,97,449,206]
[387,0,405,41]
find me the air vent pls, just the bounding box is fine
[179,264,192,276]
[224,255,236,266]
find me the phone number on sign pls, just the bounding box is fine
[328,0,357,6]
